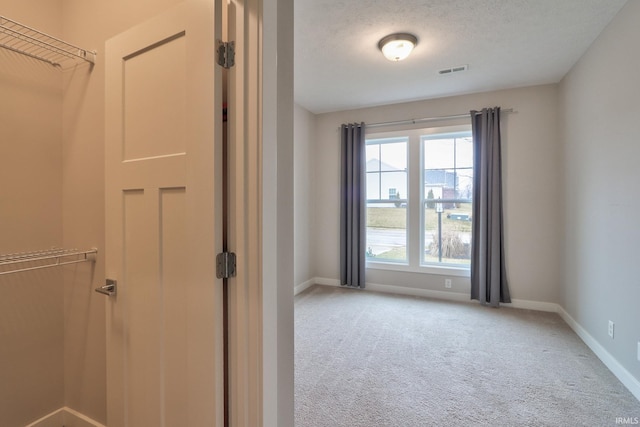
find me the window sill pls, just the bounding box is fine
[366,260,470,277]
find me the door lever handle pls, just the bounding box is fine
[96,279,117,296]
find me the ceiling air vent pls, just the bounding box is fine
[438,64,468,75]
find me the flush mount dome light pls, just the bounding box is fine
[378,33,418,61]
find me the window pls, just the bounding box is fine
[422,133,473,266]
[365,126,472,272]
[365,137,408,262]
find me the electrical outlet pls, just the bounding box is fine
[445,279,452,289]
[608,321,615,339]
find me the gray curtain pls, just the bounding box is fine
[470,108,511,306]
[340,123,366,288]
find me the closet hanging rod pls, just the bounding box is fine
[0,15,96,68]
[0,248,97,276]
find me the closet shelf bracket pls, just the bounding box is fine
[0,15,96,68]
[0,248,98,276]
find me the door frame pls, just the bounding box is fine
[230,0,295,425]
[258,0,295,426]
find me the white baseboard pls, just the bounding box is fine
[25,409,63,427]
[310,277,559,311]
[26,407,105,427]
[294,278,316,296]
[365,281,471,302]
[557,307,640,402]
[313,277,340,287]
[505,299,561,313]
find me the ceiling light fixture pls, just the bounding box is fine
[378,33,418,62]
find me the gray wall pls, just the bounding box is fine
[293,104,316,287]
[309,85,562,304]
[559,0,640,384]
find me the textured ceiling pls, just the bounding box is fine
[294,0,628,113]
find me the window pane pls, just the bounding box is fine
[424,169,454,187]
[422,131,473,267]
[366,173,380,200]
[423,138,454,169]
[366,203,407,263]
[366,144,379,172]
[423,201,472,266]
[380,142,407,171]
[366,137,408,263]
[456,167,473,199]
[366,138,408,202]
[456,136,473,168]
[381,171,407,201]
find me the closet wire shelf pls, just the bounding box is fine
[0,248,98,276]
[0,15,96,68]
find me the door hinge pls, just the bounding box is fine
[216,40,235,69]
[216,252,237,279]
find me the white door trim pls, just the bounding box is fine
[260,0,295,426]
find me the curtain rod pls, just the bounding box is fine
[364,108,514,129]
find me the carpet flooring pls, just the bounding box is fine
[295,285,640,427]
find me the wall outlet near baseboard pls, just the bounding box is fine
[608,320,615,338]
[445,279,452,289]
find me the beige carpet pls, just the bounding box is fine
[295,285,640,426]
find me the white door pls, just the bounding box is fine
[104,1,224,426]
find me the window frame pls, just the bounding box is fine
[421,131,473,268]
[365,136,409,264]
[365,124,472,277]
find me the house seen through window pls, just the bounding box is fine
[365,126,473,270]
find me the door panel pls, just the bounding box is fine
[122,189,162,427]
[160,188,189,427]
[105,2,222,426]
[123,33,187,161]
